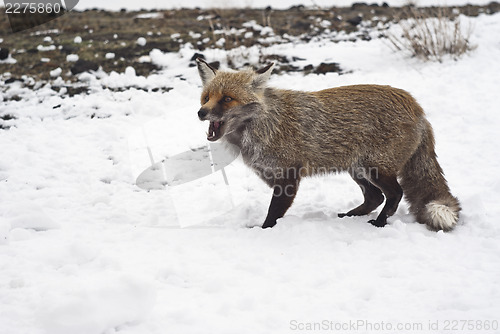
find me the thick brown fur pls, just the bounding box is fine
[196,58,461,231]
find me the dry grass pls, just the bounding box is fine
[388,7,476,62]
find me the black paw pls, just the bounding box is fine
[368,219,386,228]
[262,220,277,229]
[338,213,348,218]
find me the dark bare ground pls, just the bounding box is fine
[0,3,499,82]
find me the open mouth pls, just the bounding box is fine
[207,121,225,141]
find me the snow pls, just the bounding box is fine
[37,44,56,52]
[38,273,156,334]
[50,67,62,77]
[66,54,79,62]
[138,55,152,63]
[74,36,82,44]
[1,10,500,334]
[135,12,163,19]
[105,52,116,59]
[5,202,60,231]
[136,37,147,47]
[0,56,16,64]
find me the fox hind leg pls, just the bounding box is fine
[338,174,384,218]
[366,172,403,228]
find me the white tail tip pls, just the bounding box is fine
[425,200,459,231]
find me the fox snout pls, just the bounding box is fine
[198,108,207,120]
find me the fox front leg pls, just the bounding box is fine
[262,176,300,229]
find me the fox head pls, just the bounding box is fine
[196,58,274,142]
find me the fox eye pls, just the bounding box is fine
[204,95,209,103]
[223,96,233,103]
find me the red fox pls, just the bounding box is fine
[196,58,460,231]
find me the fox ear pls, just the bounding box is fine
[196,57,217,86]
[252,63,274,90]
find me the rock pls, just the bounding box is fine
[314,62,342,74]
[60,44,79,54]
[278,64,300,72]
[70,60,99,75]
[487,2,500,14]
[5,77,22,84]
[262,54,289,64]
[347,16,363,26]
[303,64,314,73]
[0,48,9,60]
[351,2,368,10]
[361,33,372,41]
[190,53,205,61]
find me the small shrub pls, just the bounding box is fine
[388,7,476,62]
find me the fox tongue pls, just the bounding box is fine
[207,121,223,140]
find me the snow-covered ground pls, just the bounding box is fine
[1,9,500,334]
